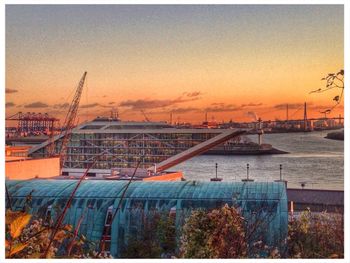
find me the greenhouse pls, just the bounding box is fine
[6,180,288,258]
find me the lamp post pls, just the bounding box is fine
[242,163,254,182]
[210,162,222,181]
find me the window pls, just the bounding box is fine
[45,205,52,225]
[100,206,113,255]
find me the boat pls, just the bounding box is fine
[196,119,288,155]
[204,139,288,155]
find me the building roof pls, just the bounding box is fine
[75,120,229,134]
[28,118,246,156]
[7,180,287,201]
[287,188,343,206]
[7,179,288,257]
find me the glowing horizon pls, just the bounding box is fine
[5,5,344,124]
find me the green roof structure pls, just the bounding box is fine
[7,180,288,258]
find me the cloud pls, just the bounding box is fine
[205,104,241,112]
[241,103,263,107]
[203,102,263,113]
[99,104,115,108]
[24,102,49,108]
[273,103,312,110]
[170,107,200,114]
[53,103,70,109]
[46,109,65,115]
[6,102,15,108]
[6,88,18,94]
[120,99,174,109]
[80,103,100,109]
[119,96,199,110]
[79,102,114,109]
[211,102,225,107]
[210,102,262,109]
[184,91,202,98]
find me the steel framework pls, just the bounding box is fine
[58,71,87,168]
[6,112,59,135]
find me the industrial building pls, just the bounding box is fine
[5,145,60,180]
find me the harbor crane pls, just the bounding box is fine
[140,109,150,122]
[57,72,87,170]
[5,112,58,136]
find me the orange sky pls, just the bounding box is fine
[5,5,344,124]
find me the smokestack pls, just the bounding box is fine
[257,118,263,145]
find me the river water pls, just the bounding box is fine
[172,130,344,190]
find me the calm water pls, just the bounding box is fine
[173,130,344,190]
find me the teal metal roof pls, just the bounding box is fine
[7,180,285,200]
[7,180,288,258]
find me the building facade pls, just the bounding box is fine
[29,118,231,176]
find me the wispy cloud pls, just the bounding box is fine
[80,103,100,109]
[203,102,263,113]
[274,103,303,110]
[24,101,49,108]
[205,103,241,112]
[6,88,18,94]
[241,103,263,107]
[119,96,199,110]
[53,103,70,109]
[6,102,15,108]
[46,109,66,115]
[183,91,202,98]
[169,107,200,114]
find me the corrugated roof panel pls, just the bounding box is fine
[7,180,288,258]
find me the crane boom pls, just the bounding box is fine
[140,109,150,122]
[59,71,87,170]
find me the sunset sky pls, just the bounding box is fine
[5,5,344,124]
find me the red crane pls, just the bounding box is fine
[5,112,58,136]
[58,71,87,170]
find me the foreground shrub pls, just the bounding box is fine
[121,211,177,258]
[5,209,111,259]
[180,204,247,258]
[288,209,343,258]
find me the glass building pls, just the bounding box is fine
[29,118,232,176]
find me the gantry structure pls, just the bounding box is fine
[6,112,59,135]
